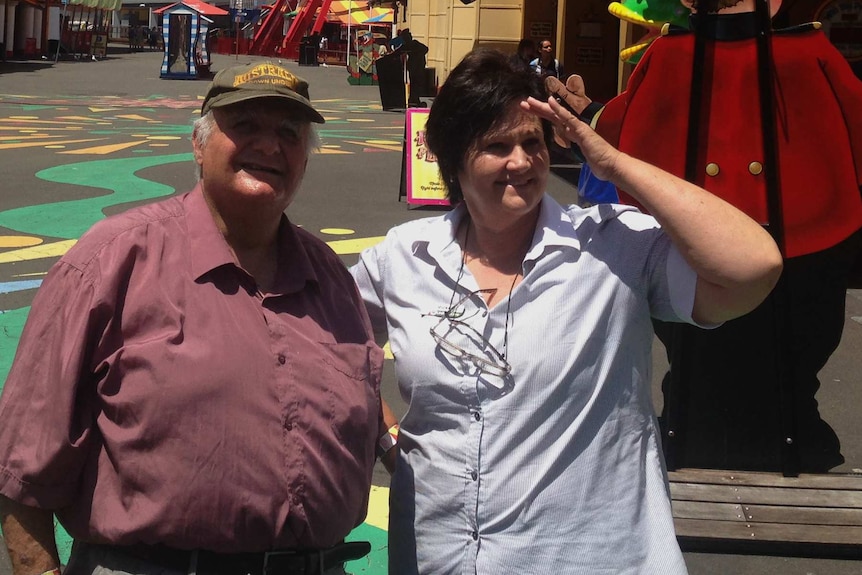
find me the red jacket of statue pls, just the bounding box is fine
[596,13,862,257]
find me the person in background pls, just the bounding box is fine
[0,61,386,575]
[399,29,430,107]
[529,38,564,79]
[319,34,329,65]
[509,38,536,71]
[128,25,138,52]
[350,48,782,574]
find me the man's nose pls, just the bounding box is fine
[253,128,282,154]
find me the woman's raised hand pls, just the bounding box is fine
[521,96,623,183]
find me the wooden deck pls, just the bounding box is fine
[668,468,862,556]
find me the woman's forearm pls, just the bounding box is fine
[524,96,783,324]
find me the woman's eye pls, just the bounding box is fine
[523,138,542,151]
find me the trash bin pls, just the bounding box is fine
[299,37,318,66]
[302,45,319,66]
[376,51,406,111]
[24,38,37,57]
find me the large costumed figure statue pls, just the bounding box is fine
[552,0,862,473]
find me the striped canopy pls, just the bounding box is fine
[65,0,123,10]
[327,0,393,25]
[154,0,229,16]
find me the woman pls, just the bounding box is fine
[530,38,564,79]
[509,38,536,71]
[352,49,781,573]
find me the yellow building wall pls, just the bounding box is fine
[406,0,605,93]
[560,0,620,104]
[408,0,525,84]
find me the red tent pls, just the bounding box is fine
[154,0,228,16]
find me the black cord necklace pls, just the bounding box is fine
[450,218,519,361]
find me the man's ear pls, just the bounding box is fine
[192,127,204,166]
[680,0,695,12]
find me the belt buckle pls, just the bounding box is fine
[262,550,320,575]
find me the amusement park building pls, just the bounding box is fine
[404,0,862,103]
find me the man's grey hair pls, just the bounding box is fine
[192,111,321,181]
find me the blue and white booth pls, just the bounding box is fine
[154,0,227,79]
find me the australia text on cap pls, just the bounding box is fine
[201,62,325,123]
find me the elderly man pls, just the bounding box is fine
[0,61,385,575]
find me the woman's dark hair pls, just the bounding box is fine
[425,47,552,203]
[517,38,535,54]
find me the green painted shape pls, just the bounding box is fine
[0,307,29,390]
[116,125,192,136]
[345,523,388,574]
[55,524,73,564]
[0,154,191,239]
[21,105,60,111]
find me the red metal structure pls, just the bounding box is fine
[248,0,332,58]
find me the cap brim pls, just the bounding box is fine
[203,92,325,124]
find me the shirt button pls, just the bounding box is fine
[705,162,720,177]
[748,161,763,175]
[471,531,478,541]
[473,412,481,421]
[277,355,286,365]
[471,471,478,481]
[285,422,293,431]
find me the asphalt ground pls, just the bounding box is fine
[0,48,861,574]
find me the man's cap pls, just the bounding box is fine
[201,61,325,124]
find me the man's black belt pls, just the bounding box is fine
[96,541,371,575]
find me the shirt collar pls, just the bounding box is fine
[272,224,320,294]
[185,185,236,281]
[424,203,468,265]
[526,195,582,260]
[422,196,583,269]
[689,12,759,41]
[184,185,318,294]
